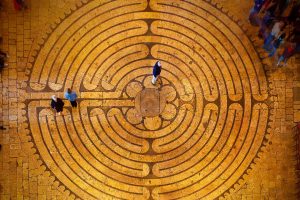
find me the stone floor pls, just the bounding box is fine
[0,0,299,199]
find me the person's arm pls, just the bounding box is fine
[51,101,56,109]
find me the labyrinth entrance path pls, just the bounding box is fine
[0,0,299,199]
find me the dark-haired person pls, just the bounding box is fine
[151,61,162,85]
[64,88,78,108]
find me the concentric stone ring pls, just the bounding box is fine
[25,0,269,199]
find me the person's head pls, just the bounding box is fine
[51,95,57,102]
[67,88,72,94]
[157,61,161,67]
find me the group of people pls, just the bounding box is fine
[51,89,78,115]
[50,62,163,115]
[249,0,300,66]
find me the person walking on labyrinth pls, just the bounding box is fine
[152,61,162,85]
[268,32,286,57]
[64,88,78,108]
[51,95,64,115]
[263,21,285,51]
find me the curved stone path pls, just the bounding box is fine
[24,0,270,199]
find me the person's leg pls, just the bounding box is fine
[283,56,289,66]
[263,34,273,50]
[277,55,284,66]
[0,58,5,68]
[268,47,276,57]
[152,75,157,84]
[70,101,77,108]
[56,107,63,115]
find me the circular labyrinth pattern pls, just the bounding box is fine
[25,0,270,199]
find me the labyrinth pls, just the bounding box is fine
[24,0,269,199]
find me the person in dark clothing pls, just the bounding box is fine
[152,61,162,85]
[278,0,290,16]
[249,0,266,26]
[0,58,5,68]
[51,95,64,115]
[0,51,8,68]
[259,10,275,38]
[288,3,300,23]
[287,19,300,42]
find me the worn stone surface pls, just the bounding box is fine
[0,0,299,199]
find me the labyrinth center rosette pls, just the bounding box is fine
[26,0,269,199]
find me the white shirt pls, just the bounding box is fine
[271,22,282,37]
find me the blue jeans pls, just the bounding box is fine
[263,34,274,51]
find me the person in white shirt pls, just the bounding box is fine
[263,21,285,51]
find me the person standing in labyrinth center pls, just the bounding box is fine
[64,88,78,108]
[152,61,162,85]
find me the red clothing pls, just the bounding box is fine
[283,46,295,58]
[13,0,21,10]
[261,0,272,11]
